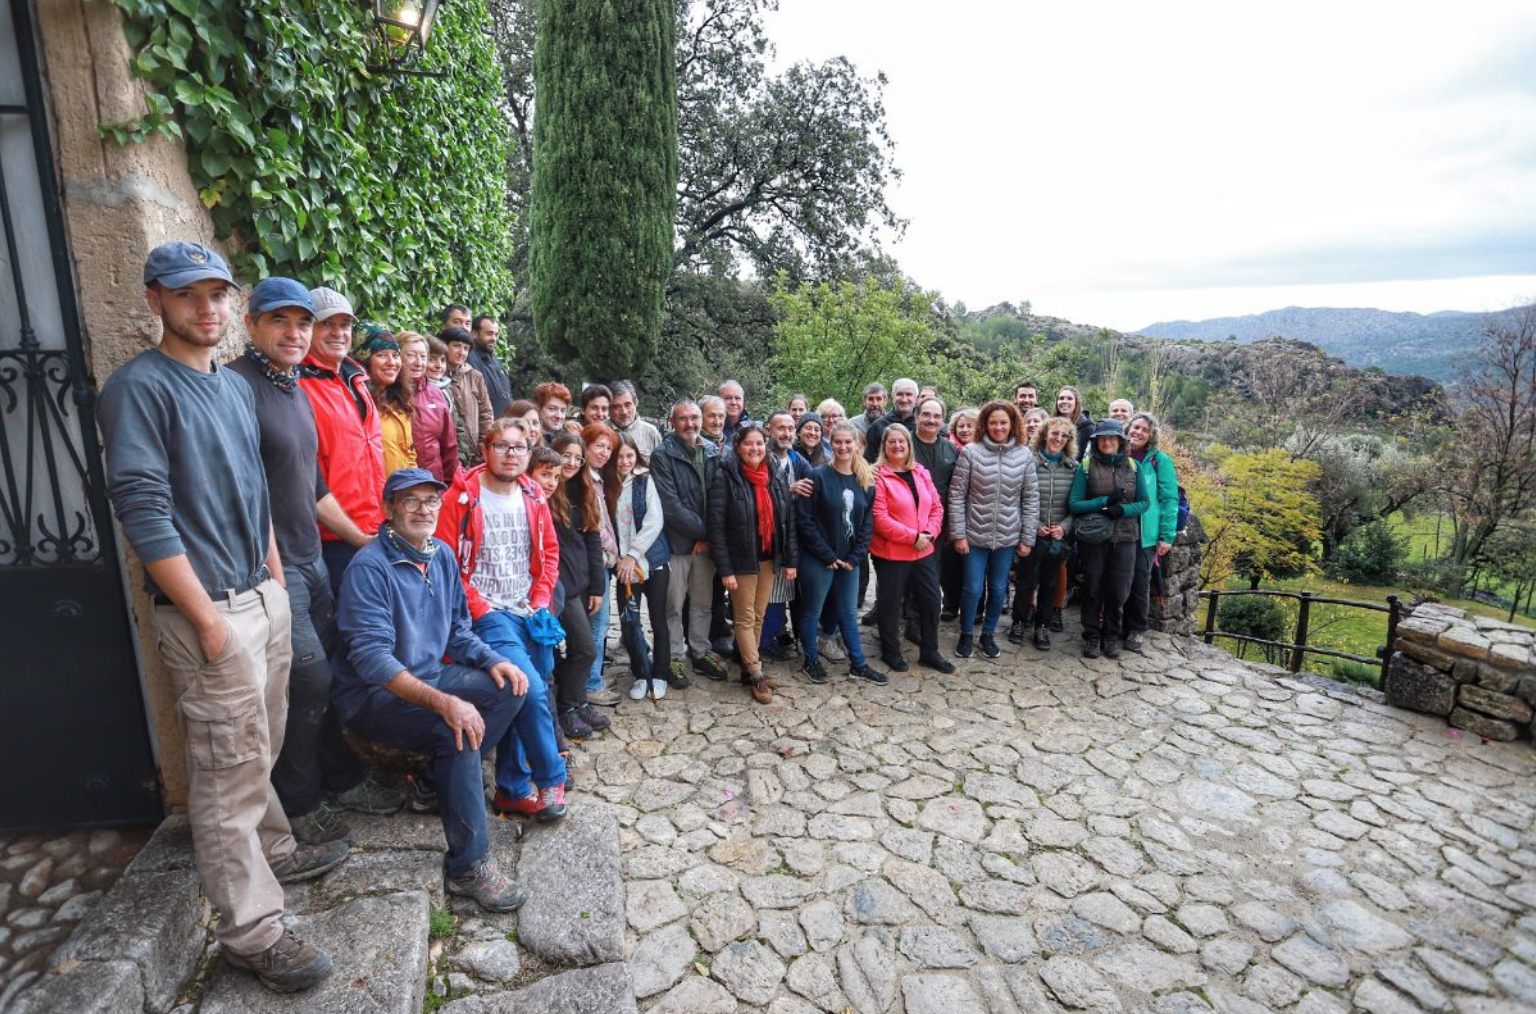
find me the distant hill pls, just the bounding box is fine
[1134,305,1531,382]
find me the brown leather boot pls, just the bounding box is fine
[747,672,773,704]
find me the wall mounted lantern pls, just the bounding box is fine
[365,0,444,76]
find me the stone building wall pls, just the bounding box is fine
[37,0,230,808]
[1149,515,1204,637]
[1384,602,1536,741]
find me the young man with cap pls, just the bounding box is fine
[333,467,531,911]
[229,278,376,846]
[99,243,344,993]
[298,286,383,600]
[469,314,514,417]
[441,326,493,464]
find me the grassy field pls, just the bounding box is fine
[1212,568,1534,689]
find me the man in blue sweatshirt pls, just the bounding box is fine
[333,468,531,911]
[98,243,343,993]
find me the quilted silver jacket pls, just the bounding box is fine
[948,436,1040,549]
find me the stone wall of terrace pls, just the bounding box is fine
[1385,602,1536,740]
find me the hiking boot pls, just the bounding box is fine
[492,788,541,819]
[860,609,878,626]
[817,634,846,661]
[587,687,621,707]
[666,659,692,689]
[881,654,910,673]
[776,630,797,648]
[577,704,610,732]
[693,652,729,681]
[1124,632,1145,653]
[918,652,956,674]
[406,777,438,814]
[225,928,333,993]
[804,657,830,685]
[329,775,406,815]
[269,839,350,884]
[559,707,594,740]
[747,672,773,704]
[1102,638,1122,658]
[956,633,974,658]
[850,663,889,686]
[1007,618,1026,644]
[536,784,568,822]
[447,858,527,913]
[980,633,1002,659]
[1082,638,1101,659]
[1033,627,1051,651]
[288,803,352,846]
[761,642,791,663]
[1048,608,1065,632]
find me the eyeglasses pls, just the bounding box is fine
[560,453,585,466]
[397,494,443,512]
[490,442,530,455]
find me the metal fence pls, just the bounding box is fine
[1197,589,1402,683]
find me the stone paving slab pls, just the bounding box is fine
[200,891,430,1014]
[573,630,1536,1014]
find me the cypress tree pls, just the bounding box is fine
[530,0,677,381]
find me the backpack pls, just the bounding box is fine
[1175,484,1191,535]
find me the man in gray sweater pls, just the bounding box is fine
[98,243,343,993]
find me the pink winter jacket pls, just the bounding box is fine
[871,464,944,561]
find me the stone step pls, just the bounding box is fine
[199,891,431,1014]
[513,803,625,968]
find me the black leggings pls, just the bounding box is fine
[1013,541,1063,626]
[617,566,671,680]
[554,591,597,710]
[875,555,940,658]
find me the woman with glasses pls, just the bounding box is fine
[399,332,458,485]
[1010,417,1078,649]
[546,433,611,739]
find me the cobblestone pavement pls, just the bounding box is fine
[0,826,151,1010]
[574,631,1536,1014]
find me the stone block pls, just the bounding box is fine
[11,958,145,1014]
[1384,653,1457,717]
[1473,615,1531,632]
[346,813,449,852]
[50,868,204,1012]
[515,803,625,967]
[441,963,636,1014]
[1517,676,1536,707]
[1437,625,1491,660]
[303,849,445,912]
[1415,603,1467,621]
[1475,662,1520,693]
[1396,615,1450,646]
[1448,707,1520,742]
[1457,685,1535,723]
[1400,641,1458,672]
[123,815,196,876]
[1451,658,1483,684]
[201,891,429,1014]
[1489,641,1532,670]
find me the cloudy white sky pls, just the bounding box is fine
[766,0,1536,330]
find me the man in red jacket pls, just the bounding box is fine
[298,287,382,599]
[436,418,569,821]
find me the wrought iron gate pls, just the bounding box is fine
[1,0,161,828]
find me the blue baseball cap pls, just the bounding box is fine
[383,467,448,501]
[248,277,315,315]
[142,241,235,289]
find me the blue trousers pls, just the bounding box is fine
[799,561,866,667]
[473,610,567,797]
[586,575,611,692]
[346,664,520,877]
[960,545,1015,635]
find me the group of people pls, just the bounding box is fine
[98,242,1181,994]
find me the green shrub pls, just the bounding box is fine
[1329,657,1381,688]
[1327,519,1406,585]
[1217,594,1289,663]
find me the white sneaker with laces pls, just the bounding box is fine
[629,679,648,700]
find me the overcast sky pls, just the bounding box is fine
[766,0,1536,330]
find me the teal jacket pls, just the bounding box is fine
[1067,452,1154,541]
[1134,448,1179,549]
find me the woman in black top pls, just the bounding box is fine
[548,433,611,739]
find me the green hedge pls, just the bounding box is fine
[107,0,516,330]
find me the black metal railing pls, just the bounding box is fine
[1197,589,1401,683]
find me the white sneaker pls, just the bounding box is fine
[818,635,847,662]
[629,678,649,700]
[652,678,668,700]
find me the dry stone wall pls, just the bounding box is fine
[1385,602,1536,740]
[1149,515,1205,637]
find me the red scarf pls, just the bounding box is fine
[740,459,776,554]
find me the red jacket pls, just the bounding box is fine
[299,355,384,541]
[871,463,944,561]
[435,466,559,621]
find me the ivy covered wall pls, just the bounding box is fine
[107,0,517,329]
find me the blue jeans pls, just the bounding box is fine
[474,610,567,797]
[346,664,521,878]
[961,545,1015,635]
[799,562,866,667]
[586,574,611,692]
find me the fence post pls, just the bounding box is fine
[1203,591,1219,644]
[1381,594,1401,687]
[1291,592,1312,673]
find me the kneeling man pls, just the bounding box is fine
[332,467,530,910]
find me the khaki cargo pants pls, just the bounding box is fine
[153,578,295,956]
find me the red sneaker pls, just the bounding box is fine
[536,784,568,822]
[491,789,541,819]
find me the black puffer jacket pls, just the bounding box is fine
[707,454,800,577]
